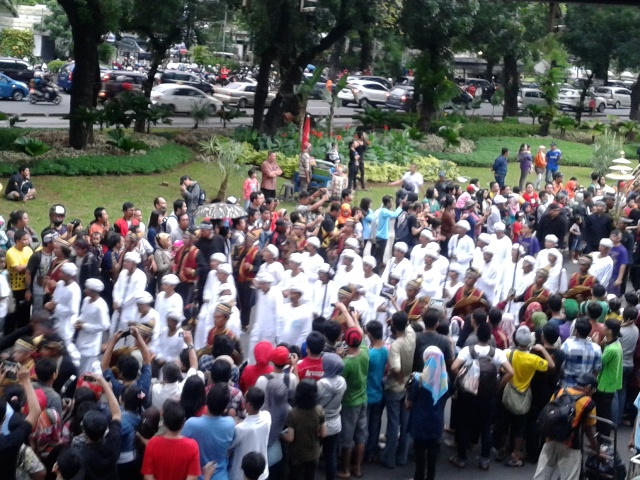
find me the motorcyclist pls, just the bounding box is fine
[31,71,55,100]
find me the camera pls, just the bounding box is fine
[380,284,396,299]
[2,360,18,380]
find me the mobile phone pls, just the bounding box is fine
[2,361,18,380]
[179,332,184,338]
[83,374,96,383]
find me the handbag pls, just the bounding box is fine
[501,350,532,415]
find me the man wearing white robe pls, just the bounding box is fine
[589,238,614,288]
[472,233,493,271]
[312,264,338,319]
[491,222,513,266]
[534,234,559,272]
[152,311,187,364]
[476,246,501,304]
[258,245,285,287]
[73,278,110,374]
[448,220,475,270]
[410,229,435,270]
[278,285,313,347]
[507,256,536,319]
[111,251,147,335]
[301,237,324,288]
[417,250,447,299]
[361,256,382,324]
[497,244,526,302]
[46,262,81,353]
[381,242,414,289]
[333,250,364,288]
[249,272,283,363]
[154,273,184,337]
[544,248,567,294]
[281,253,310,302]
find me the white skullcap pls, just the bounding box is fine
[318,263,332,274]
[449,262,465,276]
[136,291,154,304]
[84,278,104,292]
[394,242,409,253]
[482,245,496,255]
[426,242,441,253]
[342,249,356,260]
[478,233,492,244]
[420,229,434,240]
[210,253,227,263]
[494,222,506,232]
[493,195,507,204]
[167,310,185,322]
[523,255,536,265]
[289,253,303,264]
[600,238,613,248]
[124,251,141,264]
[256,272,274,284]
[289,284,305,295]
[389,271,402,280]
[545,234,558,245]
[425,249,439,259]
[363,255,376,267]
[512,243,526,255]
[265,244,279,259]
[162,274,180,286]
[61,262,77,276]
[217,263,232,275]
[345,238,359,249]
[456,220,471,231]
[307,237,320,248]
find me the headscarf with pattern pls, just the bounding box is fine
[418,346,449,405]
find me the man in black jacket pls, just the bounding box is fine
[4,166,36,202]
[583,201,613,254]
[536,203,569,249]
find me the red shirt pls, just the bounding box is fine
[114,217,139,236]
[297,357,324,381]
[239,364,274,393]
[141,435,201,480]
[522,192,539,206]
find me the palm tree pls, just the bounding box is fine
[200,138,244,199]
[490,89,504,121]
[190,101,213,129]
[552,115,577,139]
[524,104,543,125]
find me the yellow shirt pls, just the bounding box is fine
[6,246,33,291]
[510,349,548,392]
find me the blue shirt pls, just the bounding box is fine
[375,206,403,240]
[610,244,629,287]
[362,209,374,240]
[182,415,236,480]
[561,337,602,387]
[119,410,141,456]
[492,155,508,176]
[546,149,562,171]
[366,346,388,404]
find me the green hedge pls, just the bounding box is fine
[0,144,194,176]
[0,128,28,150]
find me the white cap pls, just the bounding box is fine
[307,237,320,248]
[494,222,506,232]
[342,250,356,260]
[363,255,376,267]
[545,234,558,245]
[420,229,434,240]
[394,242,409,253]
[345,237,359,250]
[265,244,279,259]
[289,253,303,264]
[289,284,305,295]
[425,249,439,259]
[124,252,141,264]
[449,262,465,276]
[210,253,227,263]
[318,263,332,274]
[167,310,185,322]
[162,274,180,286]
[61,262,77,276]
[389,271,402,280]
[523,255,535,265]
[84,278,104,292]
[600,238,613,248]
[493,195,507,204]
[256,272,274,284]
[456,220,471,231]
[482,246,495,255]
[136,291,154,304]
[512,243,526,255]
[217,263,232,275]
[426,242,441,253]
[478,233,492,244]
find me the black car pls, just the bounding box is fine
[385,86,416,112]
[159,70,214,95]
[0,57,33,83]
[98,71,148,103]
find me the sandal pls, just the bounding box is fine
[494,449,507,462]
[504,458,524,467]
[448,456,466,468]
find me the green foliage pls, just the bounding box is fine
[105,129,148,153]
[588,130,624,176]
[189,101,212,129]
[537,49,567,136]
[0,144,193,176]
[0,128,25,149]
[0,29,35,60]
[35,0,71,57]
[490,89,505,119]
[13,136,50,157]
[97,43,116,64]
[524,104,544,125]
[366,156,459,182]
[432,118,538,141]
[199,137,245,199]
[437,123,462,150]
[215,106,246,128]
[353,108,419,130]
[552,115,577,139]
[46,59,65,73]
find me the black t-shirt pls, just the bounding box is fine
[319,214,336,247]
[530,347,566,410]
[413,331,453,373]
[82,420,122,480]
[0,419,32,480]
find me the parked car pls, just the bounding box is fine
[517,87,546,110]
[594,86,632,109]
[0,72,29,100]
[557,89,606,113]
[394,76,414,86]
[385,86,416,112]
[150,84,223,114]
[158,70,214,95]
[337,80,389,108]
[445,87,473,109]
[347,75,392,90]
[57,63,110,92]
[98,71,147,103]
[0,57,33,83]
[606,80,627,88]
[464,78,496,101]
[213,82,275,108]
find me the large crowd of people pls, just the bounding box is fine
[0,143,637,480]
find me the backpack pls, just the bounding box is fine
[458,345,498,397]
[536,389,585,441]
[369,211,379,243]
[198,188,206,206]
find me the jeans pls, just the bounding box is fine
[594,391,615,436]
[322,434,339,480]
[358,161,366,190]
[414,439,440,480]
[456,392,494,461]
[380,390,410,468]
[519,169,529,191]
[372,239,387,270]
[616,366,634,425]
[348,165,358,191]
[545,168,556,184]
[494,174,505,189]
[365,401,384,460]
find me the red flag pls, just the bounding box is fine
[301,114,310,152]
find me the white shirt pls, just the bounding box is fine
[416,266,445,298]
[250,288,283,363]
[279,303,313,347]
[312,280,338,318]
[53,280,81,344]
[152,328,187,363]
[534,248,552,272]
[154,291,184,338]
[590,254,614,289]
[498,259,521,302]
[333,264,364,289]
[381,257,414,289]
[301,252,325,286]
[229,411,272,480]
[410,244,430,270]
[74,296,110,356]
[487,205,502,234]
[281,270,310,302]
[0,274,10,319]
[402,171,424,193]
[456,344,508,368]
[476,260,500,304]
[151,382,182,410]
[362,274,382,324]
[491,234,513,266]
[112,268,147,333]
[258,261,286,288]
[448,234,475,270]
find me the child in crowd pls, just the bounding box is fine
[243,169,259,210]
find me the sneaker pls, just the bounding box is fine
[572,259,578,264]
[479,457,491,471]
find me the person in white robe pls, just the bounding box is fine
[111,251,147,335]
[278,284,313,348]
[497,244,526,302]
[506,255,536,319]
[312,264,338,319]
[45,262,81,365]
[381,242,414,289]
[417,249,447,299]
[443,262,465,318]
[195,254,227,350]
[475,245,501,304]
[472,233,493,271]
[589,238,614,288]
[361,256,382,324]
[301,237,324,288]
[544,248,567,294]
[491,222,513,266]
[333,249,364,288]
[217,287,242,338]
[410,229,435,270]
[375,272,406,332]
[281,253,310,302]
[152,310,187,364]
[73,278,110,374]
[258,245,285,287]
[129,292,160,350]
[249,272,283,363]
[534,234,559,272]
[448,220,475,270]
[154,274,184,337]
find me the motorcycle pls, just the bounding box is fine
[28,86,62,105]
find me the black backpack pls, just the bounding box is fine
[198,188,207,206]
[469,345,498,398]
[536,390,585,441]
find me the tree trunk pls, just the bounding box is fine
[502,53,519,118]
[328,37,345,80]
[630,74,640,121]
[264,54,303,135]
[252,51,275,132]
[547,2,558,33]
[575,72,595,125]
[485,59,495,81]
[358,26,373,73]
[216,174,229,201]
[418,100,436,132]
[68,24,100,149]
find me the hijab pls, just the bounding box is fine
[524,301,542,329]
[32,409,62,459]
[322,353,344,378]
[419,346,449,405]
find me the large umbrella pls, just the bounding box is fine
[195,203,247,220]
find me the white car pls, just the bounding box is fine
[593,86,632,109]
[517,88,546,110]
[557,89,606,112]
[337,80,389,108]
[213,82,274,108]
[150,84,223,114]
